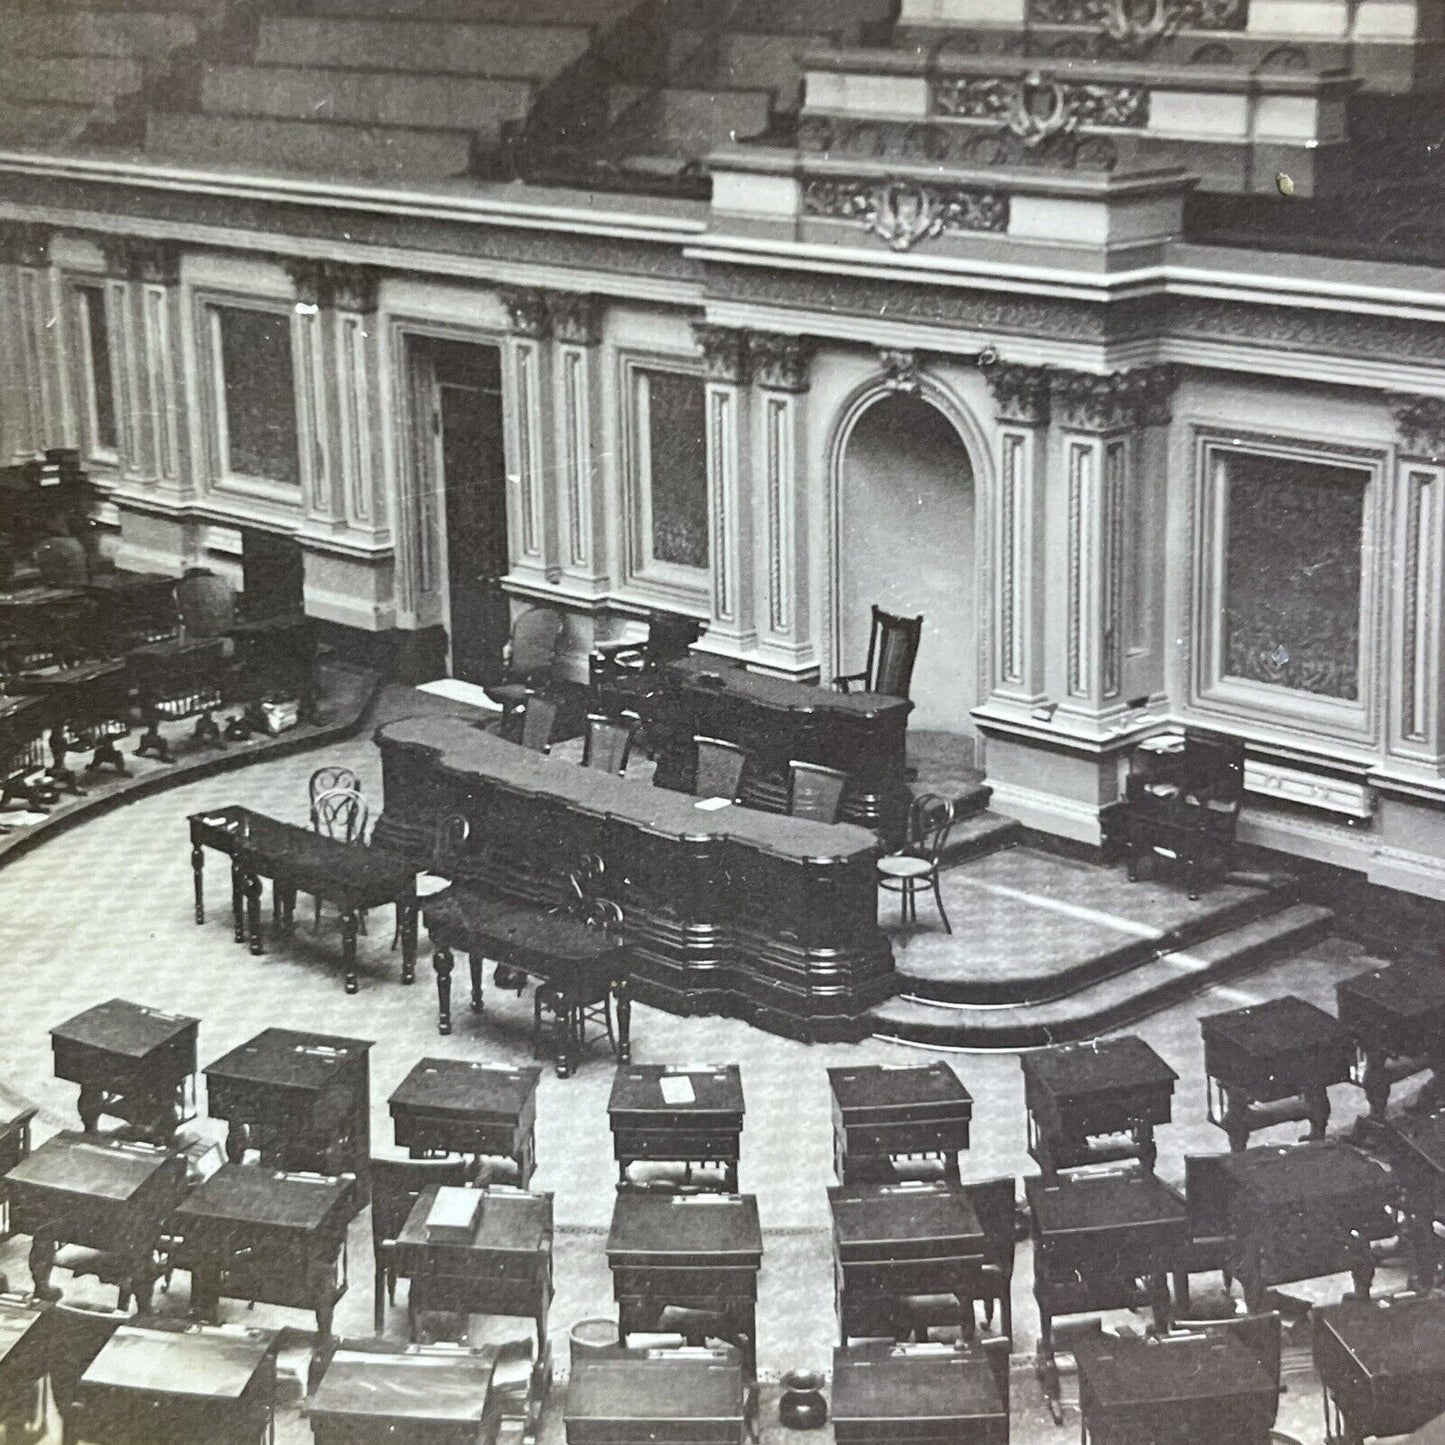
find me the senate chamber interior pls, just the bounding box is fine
[2,0,1445,1439]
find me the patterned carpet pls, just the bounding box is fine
[0,691,1404,1442]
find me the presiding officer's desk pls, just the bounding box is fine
[374,717,895,1042]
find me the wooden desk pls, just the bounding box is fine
[0,1296,49,1435]
[609,1064,744,1191]
[204,1027,372,1206]
[606,1193,763,1375]
[1315,1295,1445,1444]
[1338,960,1445,1122]
[309,1344,499,1445]
[1372,1109,1445,1289]
[1075,1329,1276,1445]
[18,659,130,787]
[1215,1141,1396,1312]
[830,1180,987,1343]
[0,584,93,672]
[51,997,199,1143]
[831,1343,1007,1445]
[76,1322,277,1445]
[0,1131,187,1308]
[168,1164,353,1337]
[1027,1170,1186,1359]
[658,656,913,836]
[566,1348,746,1445]
[225,611,319,726]
[829,1062,972,1185]
[1021,1037,1176,1177]
[389,1059,540,1186]
[1201,994,1354,1150]
[0,693,53,810]
[373,717,893,1044]
[393,1184,552,1345]
[129,636,229,762]
[82,569,179,652]
[0,1085,37,1239]
[424,887,630,1075]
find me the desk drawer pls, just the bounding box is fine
[391,1115,521,1158]
[838,1257,981,1294]
[611,1266,757,1301]
[840,1121,971,1157]
[612,1130,740,1162]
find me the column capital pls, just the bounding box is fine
[548,291,604,346]
[1390,392,1445,460]
[985,361,1052,425]
[499,285,551,339]
[750,332,815,393]
[0,221,50,268]
[99,236,181,286]
[1052,364,1176,432]
[287,260,381,312]
[694,324,751,385]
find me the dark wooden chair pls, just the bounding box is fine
[1168,1154,1235,1309]
[834,606,923,699]
[46,1301,128,1445]
[35,535,88,587]
[519,693,560,755]
[175,569,237,644]
[485,607,565,716]
[369,1157,473,1333]
[877,793,957,932]
[589,612,707,754]
[694,736,748,802]
[786,760,849,824]
[581,713,637,777]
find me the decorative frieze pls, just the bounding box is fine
[287,260,381,313]
[985,362,1053,426]
[933,72,1150,140]
[498,285,551,339]
[99,237,181,286]
[1052,365,1176,432]
[750,333,815,394]
[548,292,603,346]
[694,324,752,386]
[796,115,1120,171]
[1390,393,1445,459]
[802,177,1008,251]
[1027,0,1249,34]
[0,222,49,269]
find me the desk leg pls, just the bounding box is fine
[1136,1121,1157,1175]
[224,1120,249,1164]
[341,911,360,993]
[399,895,417,985]
[434,946,454,1035]
[29,1232,59,1302]
[1348,1228,1376,1301]
[192,844,205,924]
[245,871,264,955]
[231,863,245,943]
[1222,1087,1252,1153]
[469,953,483,1014]
[1305,1085,1332,1141]
[77,1085,103,1134]
[517,1132,536,1189]
[190,1265,222,1323]
[615,978,632,1065]
[1361,1046,1393,1122]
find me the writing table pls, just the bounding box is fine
[373,717,893,1044]
[831,1342,1007,1445]
[18,658,130,787]
[1074,1328,1276,1445]
[0,584,92,672]
[390,1059,540,1186]
[0,1131,187,1308]
[129,635,229,762]
[76,1321,277,1445]
[1215,1141,1396,1312]
[606,1192,763,1376]
[392,1184,553,1346]
[51,997,199,1144]
[0,1296,49,1435]
[308,1343,499,1445]
[1338,959,1445,1122]
[424,887,630,1075]
[0,693,52,810]
[1202,994,1354,1150]
[829,1180,987,1342]
[204,1027,372,1206]
[829,1061,972,1184]
[566,1347,745,1445]
[168,1163,353,1337]
[82,569,178,652]
[1380,1108,1445,1288]
[609,1064,744,1190]
[1315,1294,1445,1444]
[1022,1036,1176,1177]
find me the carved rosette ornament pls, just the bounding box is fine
[499,286,551,339]
[548,292,603,346]
[694,324,751,386]
[1052,364,1177,431]
[802,178,1008,251]
[750,333,815,394]
[985,362,1053,425]
[0,221,50,269]
[1390,393,1445,459]
[879,349,921,393]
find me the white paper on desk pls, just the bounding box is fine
[693,797,732,811]
[416,872,451,897]
[659,1076,697,1105]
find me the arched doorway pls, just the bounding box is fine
[838,390,979,743]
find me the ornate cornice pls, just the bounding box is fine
[750,333,815,394]
[499,285,551,339]
[1390,393,1445,460]
[1052,364,1177,431]
[879,348,922,393]
[985,362,1053,425]
[548,291,603,346]
[0,221,50,268]
[287,259,380,312]
[801,177,1008,251]
[694,324,751,385]
[99,236,181,285]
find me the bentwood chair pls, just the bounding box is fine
[693,736,748,803]
[519,693,560,755]
[581,713,637,777]
[369,1157,473,1334]
[309,767,361,825]
[310,787,370,930]
[877,793,957,932]
[833,605,923,700]
[786,761,849,824]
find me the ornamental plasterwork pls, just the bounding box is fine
[934,72,1149,140]
[499,286,551,339]
[750,333,815,394]
[1027,0,1248,32]
[548,292,604,346]
[985,362,1053,425]
[879,349,922,393]
[99,237,181,286]
[1389,393,1445,458]
[1052,364,1177,430]
[693,324,751,385]
[796,114,1119,171]
[801,178,1008,250]
[287,259,381,312]
[0,221,50,268]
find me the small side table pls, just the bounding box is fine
[1201,995,1354,1150]
[608,1064,744,1191]
[1338,960,1445,1123]
[828,1062,972,1184]
[50,998,199,1144]
[1021,1036,1176,1176]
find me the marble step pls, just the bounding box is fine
[936,810,1021,870]
[869,902,1334,1049]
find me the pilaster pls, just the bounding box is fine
[549,292,608,598]
[0,223,63,461]
[499,286,557,589]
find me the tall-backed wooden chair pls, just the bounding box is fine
[786,761,849,824]
[370,1157,472,1333]
[834,606,923,700]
